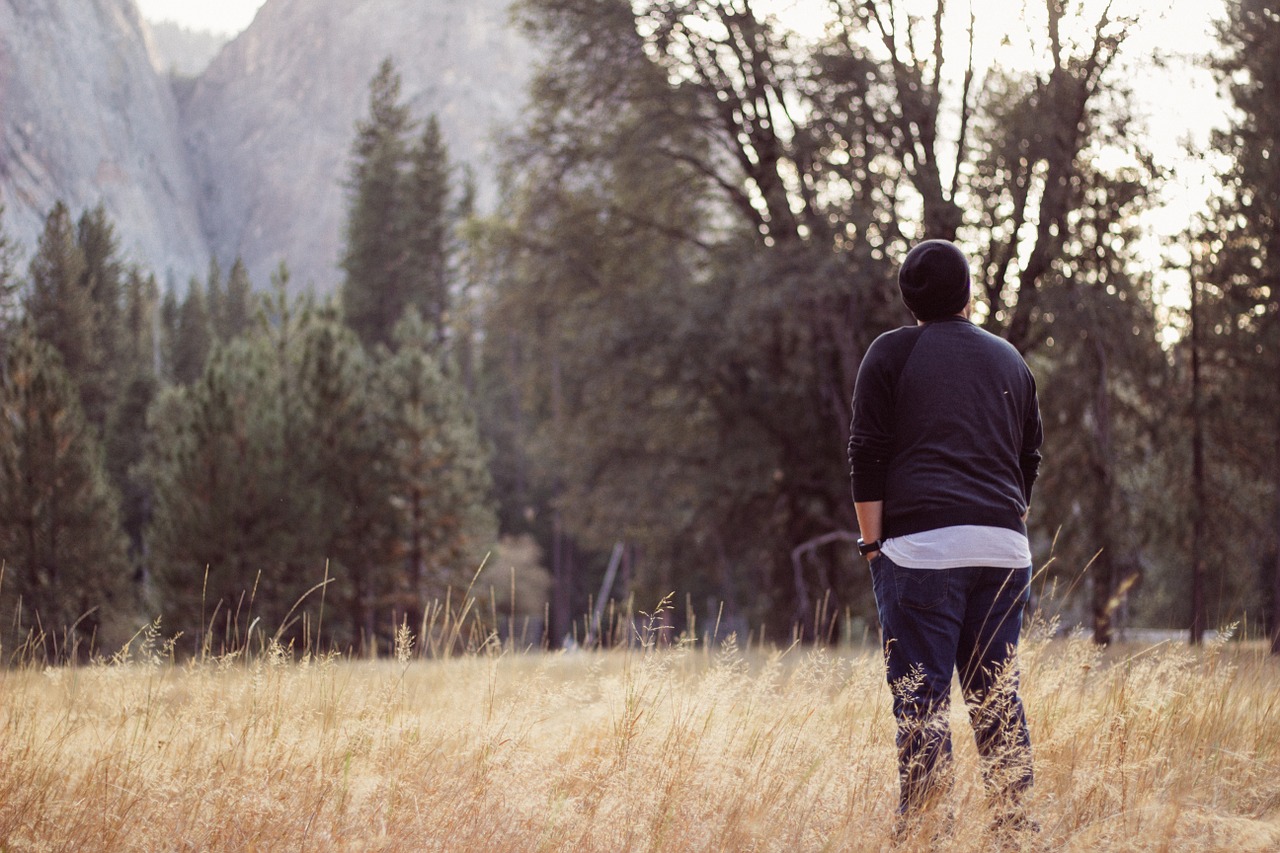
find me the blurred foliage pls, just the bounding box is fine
[1,2,1278,652]
[482,0,1184,643]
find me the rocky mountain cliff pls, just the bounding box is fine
[147,21,229,78]
[183,0,533,290]
[0,0,210,281]
[0,0,533,291]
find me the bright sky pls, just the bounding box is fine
[134,0,267,35]
[137,0,1226,315]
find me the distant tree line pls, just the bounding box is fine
[0,58,495,660]
[0,0,1277,659]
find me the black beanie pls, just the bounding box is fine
[898,239,971,321]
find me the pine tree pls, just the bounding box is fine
[291,305,390,649]
[171,280,213,385]
[379,310,496,631]
[25,203,98,416]
[221,258,254,341]
[146,336,301,650]
[159,286,181,383]
[148,272,336,651]
[75,205,127,432]
[342,58,414,350]
[103,371,157,565]
[403,114,452,346]
[204,258,226,342]
[103,267,161,564]
[0,328,132,660]
[119,268,160,380]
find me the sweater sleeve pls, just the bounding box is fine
[1019,373,1044,505]
[848,336,899,503]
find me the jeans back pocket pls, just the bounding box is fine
[893,565,952,612]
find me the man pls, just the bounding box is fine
[848,239,1042,833]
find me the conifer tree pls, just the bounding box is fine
[403,114,452,346]
[171,280,212,385]
[104,267,161,563]
[221,258,254,341]
[0,328,132,659]
[147,335,301,649]
[451,168,483,393]
[159,286,181,383]
[74,205,126,432]
[104,371,157,566]
[342,58,413,350]
[292,306,390,648]
[147,280,497,651]
[119,268,160,379]
[25,203,98,412]
[379,310,496,629]
[204,258,226,342]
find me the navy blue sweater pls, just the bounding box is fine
[848,316,1043,539]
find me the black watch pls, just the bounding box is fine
[857,537,882,556]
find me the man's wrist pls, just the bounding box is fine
[857,537,883,557]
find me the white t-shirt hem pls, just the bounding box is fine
[881,524,1031,569]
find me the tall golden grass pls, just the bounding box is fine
[1,609,1278,852]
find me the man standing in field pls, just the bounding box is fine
[848,239,1042,836]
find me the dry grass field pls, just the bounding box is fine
[1,614,1278,852]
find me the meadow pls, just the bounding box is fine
[1,613,1278,852]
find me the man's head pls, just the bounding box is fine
[898,239,971,321]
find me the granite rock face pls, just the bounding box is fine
[0,0,533,291]
[147,21,230,78]
[181,0,534,291]
[0,0,210,282]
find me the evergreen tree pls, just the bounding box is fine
[171,280,213,385]
[342,58,414,350]
[74,205,127,432]
[380,310,496,629]
[25,203,98,416]
[102,267,161,565]
[146,335,302,651]
[1192,0,1280,652]
[0,328,132,660]
[103,371,158,567]
[147,286,497,653]
[403,115,453,346]
[291,305,390,649]
[204,258,226,342]
[159,286,181,383]
[451,168,484,394]
[119,268,160,379]
[220,258,254,341]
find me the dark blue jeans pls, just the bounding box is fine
[869,553,1033,815]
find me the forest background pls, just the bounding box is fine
[0,0,1277,660]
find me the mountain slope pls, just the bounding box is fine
[0,0,210,279]
[181,0,533,291]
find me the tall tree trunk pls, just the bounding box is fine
[548,337,573,647]
[1272,383,1280,655]
[551,513,574,647]
[1090,336,1115,645]
[1190,271,1206,645]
